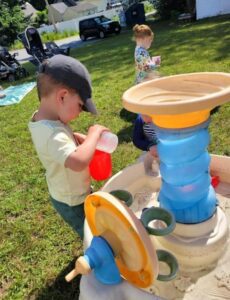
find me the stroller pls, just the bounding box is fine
[18,26,70,67]
[0,46,28,82]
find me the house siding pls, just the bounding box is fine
[49,6,64,22]
[63,6,97,20]
[86,0,107,11]
[196,0,230,19]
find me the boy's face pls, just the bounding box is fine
[58,89,84,124]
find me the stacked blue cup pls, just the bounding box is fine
[156,119,217,224]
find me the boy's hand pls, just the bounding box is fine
[65,125,109,172]
[87,125,108,139]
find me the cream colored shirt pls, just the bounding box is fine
[28,117,91,206]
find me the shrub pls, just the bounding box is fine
[151,0,186,20]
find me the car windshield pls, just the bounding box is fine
[94,16,110,24]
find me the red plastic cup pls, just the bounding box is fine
[89,149,112,181]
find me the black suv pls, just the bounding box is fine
[79,16,121,41]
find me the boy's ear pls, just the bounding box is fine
[56,88,68,104]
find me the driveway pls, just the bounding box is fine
[10,35,97,64]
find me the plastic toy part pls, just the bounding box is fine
[141,207,175,236]
[65,236,122,284]
[122,72,230,118]
[86,236,122,285]
[109,189,133,207]
[156,250,178,282]
[151,110,210,128]
[156,120,217,223]
[84,191,178,288]
[96,132,118,153]
[84,191,158,288]
[89,150,112,181]
[65,256,91,282]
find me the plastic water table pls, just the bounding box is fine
[80,154,230,300]
[72,72,230,299]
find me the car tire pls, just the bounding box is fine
[99,31,105,39]
[80,34,86,41]
[115,29,121,35]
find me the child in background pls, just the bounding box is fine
[132,24,160,170]
[133,114,159,175]
[133,24,161,84]
[28,55,108,239]
[133,114,158,158]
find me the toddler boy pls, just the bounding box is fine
[28,55,107,239]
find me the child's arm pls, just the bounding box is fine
[65,125,108,172]
[149,145,158,159]
[136,48,158,72]
[143,55,158,71]
[73,132,86,145]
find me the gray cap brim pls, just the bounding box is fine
[83,98,98,115]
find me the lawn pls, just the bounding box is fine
[0,15,230,299]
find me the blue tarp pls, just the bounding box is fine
[0,82,36,106]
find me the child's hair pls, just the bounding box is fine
[37,73,72,101]
[133,24,154,39]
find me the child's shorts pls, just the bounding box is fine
[50,197,85,239]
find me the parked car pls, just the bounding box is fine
[79,16,121,41]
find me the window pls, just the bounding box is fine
[88,19,96,27]
[94,16,110,24]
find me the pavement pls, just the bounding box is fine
[10,35,97,64]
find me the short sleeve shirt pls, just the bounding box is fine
[134,46,157,84]
[28,117,91,206]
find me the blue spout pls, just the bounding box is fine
[84,236,122,285]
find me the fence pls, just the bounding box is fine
[37,7,123,34]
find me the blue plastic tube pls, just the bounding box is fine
[155,119,217,224]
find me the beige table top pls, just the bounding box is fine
[122,72,230,115]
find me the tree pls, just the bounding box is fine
[28,0,56,11]
[0,2,27,46]
[29,0,58,32]
[151,0,187,19]
[185,0,196,14]
[33,9,49,27]
[28,0,46,11]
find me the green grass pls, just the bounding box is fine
[0,15,230,299]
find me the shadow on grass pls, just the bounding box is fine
[116,108,136,144]
[30,259,81,300]
[119,108,137,123]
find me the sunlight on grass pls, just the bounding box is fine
[0,15,230,299]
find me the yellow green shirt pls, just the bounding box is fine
[28,117,91,206]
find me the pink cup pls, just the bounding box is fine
[152,56,161,65]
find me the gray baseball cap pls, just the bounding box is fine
[38,55,98,114]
